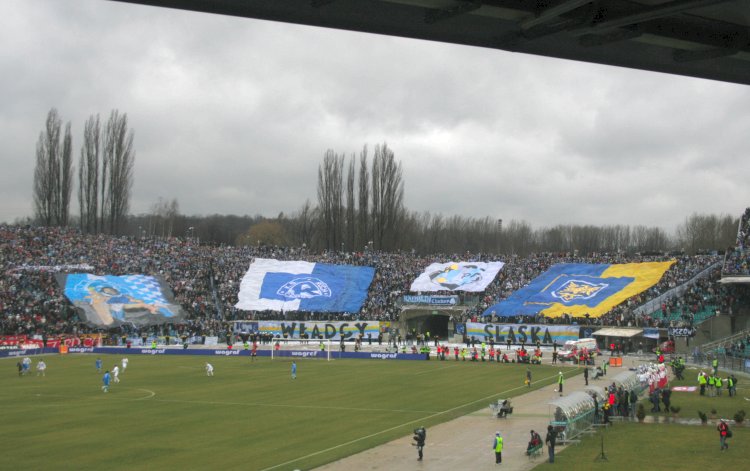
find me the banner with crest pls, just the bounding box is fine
[481,261,674,319]
[235,259,375,313]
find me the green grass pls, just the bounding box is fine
[1,354,568,470]
[533,422,747,470]
[532,365,749,471]
[637,366,749,422]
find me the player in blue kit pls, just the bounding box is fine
[291,361,297,379]
[102,370,111,392]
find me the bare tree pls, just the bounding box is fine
[317,150,345,250]
[58,123,73,226]
[345,155,356,251]
[357,146,369,250]
[103,110,135,234]
[676,213,738,254]
[290,199,317,248]
[370,143,404,250]
[147,197,180,238]
[78,115,101,233]
[33,108,73,226]
[502,220,535,255]
[239,219,287,247]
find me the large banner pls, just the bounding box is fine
[235,259,375,313]
[482,261,674,319]
[58,274,186,327]
[466,323,581,344]
[253,321,380,340]
[410,261,504,292]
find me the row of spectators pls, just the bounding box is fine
[723,207,750,275]
[0,224,739,339]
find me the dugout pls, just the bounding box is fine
[398,308,465,341]
[583,386,607,404]
[610,370,643,394]
[549,391,595,443]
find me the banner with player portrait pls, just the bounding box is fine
[57,273,186,327]
[410,261,504,292]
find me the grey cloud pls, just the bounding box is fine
[0,0,748,231]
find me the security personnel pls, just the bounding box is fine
[715,376,723,396]
[712,357,719,375]
[493,431,504,464]
[698,371,707,395]
[413,426,426,461]
[557,372,565,396]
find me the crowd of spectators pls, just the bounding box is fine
[723,207,750,275]
[0,223,743,340]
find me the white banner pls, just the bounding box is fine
[410,261,504,292]
[237,259,314,311]
[235,258,375,313]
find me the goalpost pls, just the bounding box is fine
[270,338,333,362]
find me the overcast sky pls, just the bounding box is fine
[2,0,749,233]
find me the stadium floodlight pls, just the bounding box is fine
[270,338,332,362]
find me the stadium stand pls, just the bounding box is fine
[723,207,750,276]
[0,224,743,344]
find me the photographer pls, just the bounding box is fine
[412,426,426,461]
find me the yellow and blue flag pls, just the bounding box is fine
[482,261,674,319]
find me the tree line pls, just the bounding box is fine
[33,108,134,234]
[28,112,738,255]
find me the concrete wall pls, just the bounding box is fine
[692,315,733,346]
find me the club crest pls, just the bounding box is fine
[276,277,332,299]
[551,279,607,302]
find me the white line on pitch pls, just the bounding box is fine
[259,371,565,471]
[151,397,438,414]
[413,364,458,375]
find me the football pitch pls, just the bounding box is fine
[1,353,563,470]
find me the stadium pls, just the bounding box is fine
[4,1,750,470]
[3,210,750,470]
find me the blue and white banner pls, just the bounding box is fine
[643,328,660,339]
[235,259,375,313]
[57,273,186,327]
[410,261,504,292]
[402,295,459,305]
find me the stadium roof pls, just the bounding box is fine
[719,276,750,283]
[112,0,750,86]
